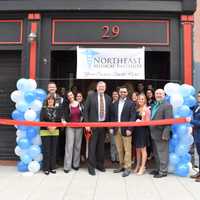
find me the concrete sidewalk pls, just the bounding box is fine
[0,166,199,200]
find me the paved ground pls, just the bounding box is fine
[0,165,199,200]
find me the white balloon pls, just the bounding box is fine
[28,79,37,91]
[30,100,43,112]
[187,127,193,134]
[32,134,42,145]
[10,90,24,103]
[164,83,180,96]
[14,146,22,156]
[28,161,40,173]
[170,94,184,109]
[16,130,26,138]
[24,109,37,121]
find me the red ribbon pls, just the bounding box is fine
[0,118,187,128]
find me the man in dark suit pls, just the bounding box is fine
[150,89,173,178]
[84,81,111,175]
[110,86,136,177]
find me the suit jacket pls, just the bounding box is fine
[110,98,136,136]
[84,92,111,122]
[190,104,200,143]
[150,101,173,141]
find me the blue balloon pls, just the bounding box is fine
[180,153,191,164]
[172,124,179,134]
[175,144,189,156]
[34,89,47,101]
[174,105,191,117]
[176,124,188,137]
[184,95,197,108]
[24,91,36,103]
[11,110,24,120]
[165,95,170,103]
[175,163,189,177]
[17,161,28,172]
[18,138,30,149]
[169,140,176,153]
[169,153,180,166]
[26,127,38,140]
[170,137,179,147]
[29,145,41,159]
[20,154,32,164]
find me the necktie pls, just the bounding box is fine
[99,93,105,121]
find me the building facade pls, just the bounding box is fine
[0,0,197,160]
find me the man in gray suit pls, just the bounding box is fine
[84,81,111,176]
[150,89,173,178]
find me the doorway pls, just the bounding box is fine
[50,49,170,164]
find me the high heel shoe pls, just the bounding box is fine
[137,167,146,175]
[133,167,139,173]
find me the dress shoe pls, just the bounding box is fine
[88,168,96,176]
[122,169,131,177]
[153,173,167,178]
[50,170,56,174]
[149,170,159,175]
[64,169,70,173]
[113,168,124,173]
[44,171,49,175]
[195,177,200,182]
[96,167,106,172]
[190,172,200,179]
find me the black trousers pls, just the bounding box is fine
[88,127,105,169]
[41,136,58,171]
[196,142,200,170]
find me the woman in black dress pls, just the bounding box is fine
[133,94,151,175]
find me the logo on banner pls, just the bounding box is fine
[81,50,99,67]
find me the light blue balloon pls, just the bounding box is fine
[180,153,191,164]
[20,154,32,164]
[24,91,36,103]
[169,153,180,166]
[174,105,191,117]
[184,95,196,108]
[18,138,30,149]
[175,144,189,156]
[180,134,194,146]
[29,145,41,159]
[180,84,193,97]
[16,101,29,112]
[175,163,189,177]
[34,89,47,101]
[176,124,188,137]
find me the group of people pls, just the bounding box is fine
[39,81,200,181]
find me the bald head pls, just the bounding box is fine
[155,89,165,102]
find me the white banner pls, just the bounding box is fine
[76,47,145,80]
